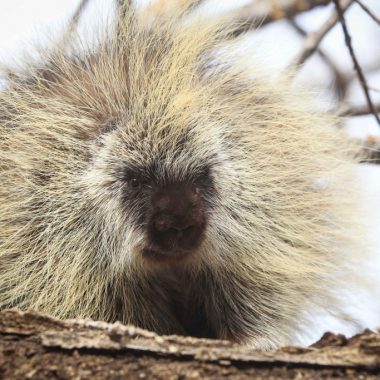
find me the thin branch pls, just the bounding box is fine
[289,19,348,100]
[333,0,380,126]
[69,0,91,30]
[369,86,380,94]
[230,0,332,37]
[341,102,380,116]
[58,0,91,48]
[288,0,354,70]
[354,0,380,26]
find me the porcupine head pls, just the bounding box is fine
[0,2,373,349]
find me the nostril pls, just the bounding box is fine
[149,215,205,253]
[154,217,171,232]
[154,215,197,233]
[171,222,195,232]
[166,224,198,241]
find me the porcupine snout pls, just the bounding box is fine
[145,181,206,260]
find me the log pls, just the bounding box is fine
[0,309,380,379]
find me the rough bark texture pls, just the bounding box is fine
[1,309,380,379]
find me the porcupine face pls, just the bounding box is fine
[85,102,223,267]
[60,16,243,271]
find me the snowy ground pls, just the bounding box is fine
[0,0,379,345]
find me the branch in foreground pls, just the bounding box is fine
[1,309,380,379]
[333,0,380,127]
[288,0,354,70]
[229,0,332,37]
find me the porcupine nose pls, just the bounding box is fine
[148,182,206,256]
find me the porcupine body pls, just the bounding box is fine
[0,5,369,348]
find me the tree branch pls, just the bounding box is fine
[341,102,380,117]
[333,0,380,127]
[230,0,333,37]
[58,0,91,48]
[354,0,380,26]
[288,0,354,70]
[289,19,348,100]
[1,309,380,379]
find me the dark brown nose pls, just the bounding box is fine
[147,182,206,256]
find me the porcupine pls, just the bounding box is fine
[0,2,371,348]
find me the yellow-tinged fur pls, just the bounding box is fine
[0,4,369,348]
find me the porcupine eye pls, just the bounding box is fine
[122,169,146,193]
[194,167,214,195]
[129,178,141,190]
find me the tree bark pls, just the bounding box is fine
[1,309,380,379]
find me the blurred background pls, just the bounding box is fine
[0,0,379,343]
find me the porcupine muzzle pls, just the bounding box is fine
[145,182,206,261]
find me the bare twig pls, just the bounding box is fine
[289,19,348,100]
[288,0,354,70]
[369,86,380,94]
[354,0,380,26]
[70,0,91,30]
[341,102,380,117]
[230,0,332,37]
[333,0,380,126]
[58,0,91,48]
